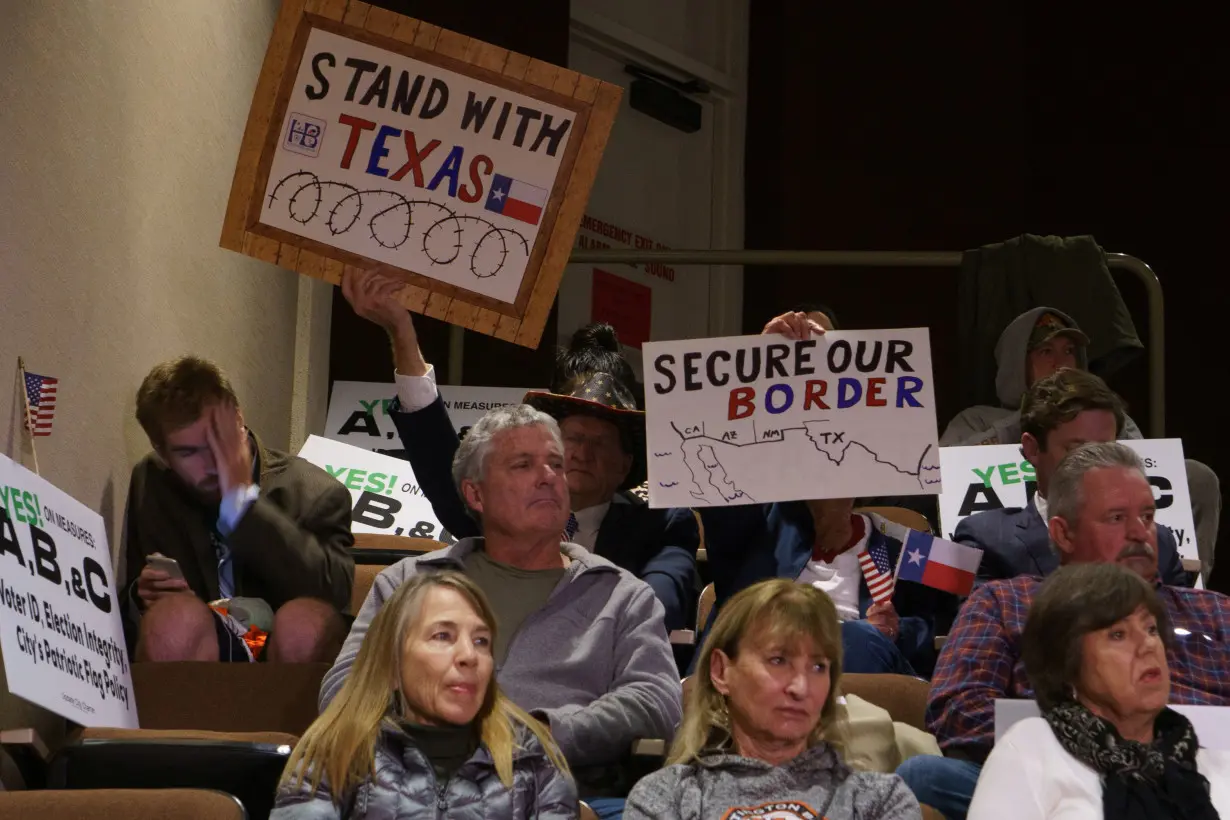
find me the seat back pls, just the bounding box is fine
[0,788,247,820]
[841,673,929,731]
[49,739,288,819]
[1,649,66,788]
[350,534,446,610]
[579,800,600,820]
[80,728,298,746]
[855,506,931,534]
[352,563,383,613]
[350,534,446,584]
[351,533,445,569]
[352,533,445,553]
[697,583,716,633]
[132,662,328,735]
[693,511,711,585]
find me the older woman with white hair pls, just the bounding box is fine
[969,562,1230,820]
[625,578,919,820]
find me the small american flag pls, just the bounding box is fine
[857,535,896,604]
[24,372,58,437]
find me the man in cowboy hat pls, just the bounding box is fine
[341,269,698,631]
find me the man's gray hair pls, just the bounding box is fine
[451,403,563,513]
[1049,441,1147,525]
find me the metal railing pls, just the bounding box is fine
[569,249,1165,437]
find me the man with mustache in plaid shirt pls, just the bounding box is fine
[897,441,1230,819]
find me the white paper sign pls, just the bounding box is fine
[261,27,575,303]
[643,329,942,507]
[299,435,458,543]
[325,380,533,455]
[0,454,136,728]
[937,439,1197,562]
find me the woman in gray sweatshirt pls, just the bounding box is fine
[625,579,921,820]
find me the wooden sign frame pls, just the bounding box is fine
[220,0,621,348]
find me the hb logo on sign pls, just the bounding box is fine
[283,112,325,158]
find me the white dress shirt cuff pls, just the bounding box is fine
[394,365,439,412]
[218,484,260,534]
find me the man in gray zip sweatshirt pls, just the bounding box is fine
[321,403,682,818]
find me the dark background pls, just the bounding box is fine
[336,2,1227,587]
[741,5,1227,586]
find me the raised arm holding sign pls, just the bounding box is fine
[339,268,699,630]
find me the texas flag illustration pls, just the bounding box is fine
[896,531,984,597]
[484,174,548,226]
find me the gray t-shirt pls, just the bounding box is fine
[463,550,565,664]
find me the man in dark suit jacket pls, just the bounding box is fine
[342,270,698,630]
[954,367,1192,587]
[123,357,354,663]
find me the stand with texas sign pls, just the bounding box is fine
[221,0,621,347]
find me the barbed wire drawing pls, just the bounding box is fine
[266,171,530,280]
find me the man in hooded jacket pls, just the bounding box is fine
[941,307,1220,579]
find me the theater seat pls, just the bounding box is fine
[580,800,600,820]
[854,506,931,535]
[0,788,247,820]
[352,563,383,613]
[352,533,444,551]
[697,583,715,632]
[48,735,290,820]
[131,661,328,735]
[80,728,297,745]
[921,805,947,820]
[841,673,929,731]
[350,535,447,609]
[351,533,445,565]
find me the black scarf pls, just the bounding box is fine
[1045,701,1220,820]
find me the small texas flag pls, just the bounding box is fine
[896,531,983,597]
[484,174,547,226]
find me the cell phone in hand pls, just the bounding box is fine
[145,553,185,581]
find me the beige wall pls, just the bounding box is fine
[0,0,306,566]
[0,0,314,748]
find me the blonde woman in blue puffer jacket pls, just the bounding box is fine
[272,571,577,819]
